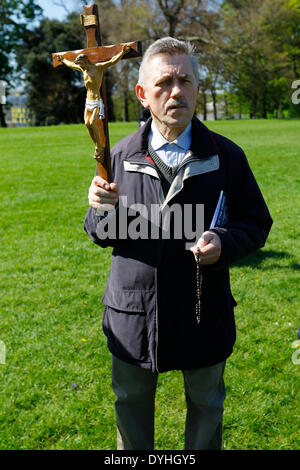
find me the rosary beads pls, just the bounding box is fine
[195,250,203,324]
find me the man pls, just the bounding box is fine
[84,37,273,450]
[56,44,130,160]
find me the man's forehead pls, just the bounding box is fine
[148,53,194,75]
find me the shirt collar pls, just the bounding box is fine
[149,121,192,151]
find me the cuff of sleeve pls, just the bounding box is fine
[95,202,119,219]
[209,227,230,271]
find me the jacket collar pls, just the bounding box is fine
[190,116,219,158]
[124,116,218,162]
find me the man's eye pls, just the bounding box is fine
[157,79,171,86]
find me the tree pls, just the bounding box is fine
[156,0,186,36]
[275,0,300,77]
[13,0,299,124]
[106,0,222,120]
[16,14,87,125]
[175,1,225,120]
[99,0,155,121]
[0,0,42,126]
[219,0,300,118]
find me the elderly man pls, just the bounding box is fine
[84,37,272,450]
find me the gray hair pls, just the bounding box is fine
[138,37,199,84]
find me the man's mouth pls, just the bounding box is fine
[167,104,186,111]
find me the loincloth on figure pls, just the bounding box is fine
[85,99,105,120]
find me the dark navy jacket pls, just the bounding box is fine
[84,117,273,373]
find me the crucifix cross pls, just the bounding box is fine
[52,3,142,182]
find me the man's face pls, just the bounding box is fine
[136,53,200,139]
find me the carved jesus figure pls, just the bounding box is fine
[56,44,131,161]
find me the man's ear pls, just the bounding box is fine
[136,83,150,108]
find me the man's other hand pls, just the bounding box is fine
[88,176,119,213]
[190,231,222,265]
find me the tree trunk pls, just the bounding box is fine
[224,93,228,120]
[157,0,185,38]
[292,57,298,80]
[0,103,7,127]
[261,94,267,119]
[122,62,129,122]
[211,89,217,120]
[250,92,258,119]
[238,100,242,120]
[123,89,129,122]
[168,17,176,37]
[202,91,207,121]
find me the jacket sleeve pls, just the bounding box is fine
[84,151,120,249]
[84,206,119,248]
[210,148,273,268]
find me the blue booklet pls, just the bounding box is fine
[210,190,228,229]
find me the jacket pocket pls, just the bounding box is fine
[102,288,154,363]
[102,286,147,312]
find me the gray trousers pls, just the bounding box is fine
[111,355,226,450]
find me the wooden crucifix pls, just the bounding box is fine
[52,3,142,182]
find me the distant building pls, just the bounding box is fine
[6,91,29,127]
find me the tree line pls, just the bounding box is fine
[1,0,299,126]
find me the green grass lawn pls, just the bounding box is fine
[0,119,299,450]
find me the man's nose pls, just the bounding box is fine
[170,81,183,98]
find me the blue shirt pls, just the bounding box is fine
[148,121,192,167]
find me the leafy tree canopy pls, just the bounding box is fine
[0,0,42,81]
[16,13,87,125]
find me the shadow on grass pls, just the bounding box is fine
[233,249,300,270]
